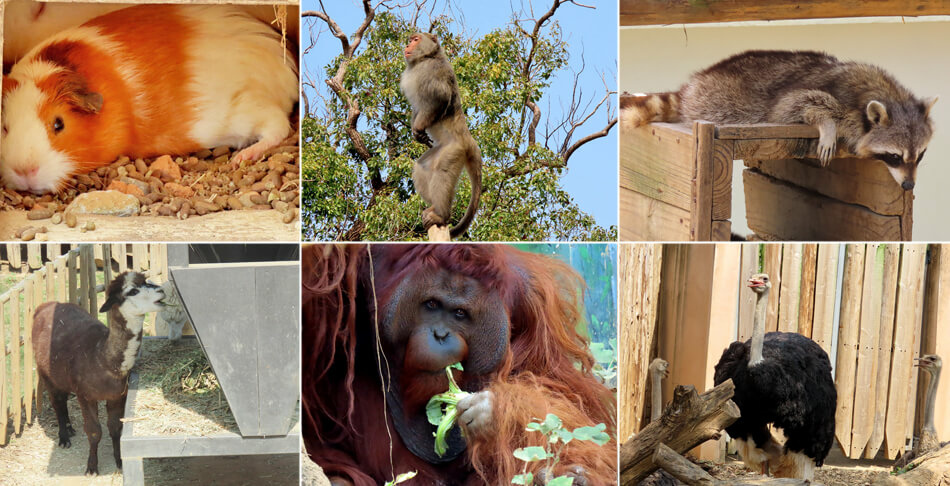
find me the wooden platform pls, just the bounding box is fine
[0,209,299,241]
[619,120,913,241]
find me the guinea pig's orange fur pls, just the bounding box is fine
[38,7,199,173]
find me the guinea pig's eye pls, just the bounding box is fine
[52,117,65,134]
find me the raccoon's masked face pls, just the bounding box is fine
[857,98,938,191]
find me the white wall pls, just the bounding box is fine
[620,18,950,240]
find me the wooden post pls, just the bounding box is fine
[10,288,21,435]
[619,244,663,439]
[797,243,818,338]
[80,245,96,315]
[103,245,113,327]
[68,250,78,306]
[0,298,7,446]
[23,279,34,425]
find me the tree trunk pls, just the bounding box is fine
[620,380,741,485]
[652,443,811,486]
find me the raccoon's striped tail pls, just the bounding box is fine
[620,91,681,130]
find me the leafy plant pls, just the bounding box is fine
[425,363,471,456]
[589,339,617,387]
[384,471,417,485]
[511,414,610,485]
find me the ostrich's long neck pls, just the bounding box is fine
[651,370,663,423]
[923,367,941,433]
[749,289,768,367]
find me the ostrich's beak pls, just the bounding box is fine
[748,279,765,288]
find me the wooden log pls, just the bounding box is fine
[619,380,740,485]
[652,443,813,486]
[619,0,950,26]
[874,444,950,486]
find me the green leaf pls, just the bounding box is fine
[513,446,551,462]
[556,428,574,444]
[540,414,563,434]
[572,423,610,445]
[547,477,574,486]
[384,470,417,485]
[512,473,534,485]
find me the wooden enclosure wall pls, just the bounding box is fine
[0,244,169,445]
[620,243,947,462]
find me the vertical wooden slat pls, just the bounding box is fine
[79,246,96,315]
[835,243,867,454]
[851,244,884,457]
[737,244,759,342]
[812,244,840,356]
[23,279,34,425]
[906,246,927,449]
[690,122,715,241]
[68,250,78,306]
[798,244,818,338]
[27,245,41,269]
[865,244,901,458]
[48,243,62,259]
[618,244,663,439]
[103,245,113,327]
[0,299,7,445]
[133,244,147,272]
[885,244,927,459]
[930,245,950,443]
[763,244,783,332]
[10,244,21,270]
[10,288,22,435]
[778,243,803,332]
[56,258,67,303]
[150,244,163,278]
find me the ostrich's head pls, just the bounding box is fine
[649,358,669,380]
[747,273,771,295]
[915,354,943,375]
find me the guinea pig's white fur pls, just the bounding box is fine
[1,5,298,194]
[3,0,123,65]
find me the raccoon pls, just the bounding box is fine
[621,50,938,190]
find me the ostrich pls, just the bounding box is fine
[650,358,670,423]
[713,273,836,480]
[895,354,944,469]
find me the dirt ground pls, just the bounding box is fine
[0,397,298,485]
[706,448,894,486]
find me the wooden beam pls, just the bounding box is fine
[836,244,867,455]
[619,0,950,26]
[716,123,819,140]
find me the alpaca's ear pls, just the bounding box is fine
[99,295,120,313]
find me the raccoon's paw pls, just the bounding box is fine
[817,121,837,166]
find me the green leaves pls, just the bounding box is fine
[570,423,610,446]
[425,363,471,456]
[384,471,417,485]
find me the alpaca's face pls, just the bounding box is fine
[748,273,771,294]
[117,273,165,316]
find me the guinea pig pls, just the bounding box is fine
[1,4,299,194]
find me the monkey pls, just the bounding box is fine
[400,32,482,237]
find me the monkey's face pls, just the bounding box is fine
[404,32,439,63]
[405,34,421,59]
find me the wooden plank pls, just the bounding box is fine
[700,243,742,461]
[733,138,849,161]
[150,244,163,279]
[620,187,692,241]
[133,244,147,272]
[27,245,41,269]
[83,246,97,315]
[0,299,7,446]
[48,243,62,260]
[736,244,758,342]
[885,244,928,459]
[777,243,802,332]
[23,279,34,425]
[618,0,950,26]
[906,246,927,449]
[711,220,731,241]
[10,287,22,435]
[930,245,950,443]
[68,250,78,306]
[618,244,663,438]
[762,244,782,333]
[743,169,903,241]
[716,123,818,140]
[797,244,818,338]
[55,258,67,303]
[744,158,906,216]
[811,244,840,356]
[851,244,885,458]
[865,244,901,459]
[835,244,867,454]
[103,245,113,327]
[10,244,21,269]
[112,243,126,273]
[691,122,715,241]
[619,122,696,213]
[711,139,732,222]
[901,189,914,241]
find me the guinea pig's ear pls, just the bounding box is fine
[59,72,103,114]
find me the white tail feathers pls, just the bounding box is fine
[620,92,681,131]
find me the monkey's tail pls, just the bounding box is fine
[619,91,681,131]
[450,147,482,238]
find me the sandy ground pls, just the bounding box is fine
[706,448,894,486]
[0,398,298,485]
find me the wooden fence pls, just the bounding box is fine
[620,243,950,462]
[0,244,169,445]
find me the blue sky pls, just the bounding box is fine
[302,0,618,229]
